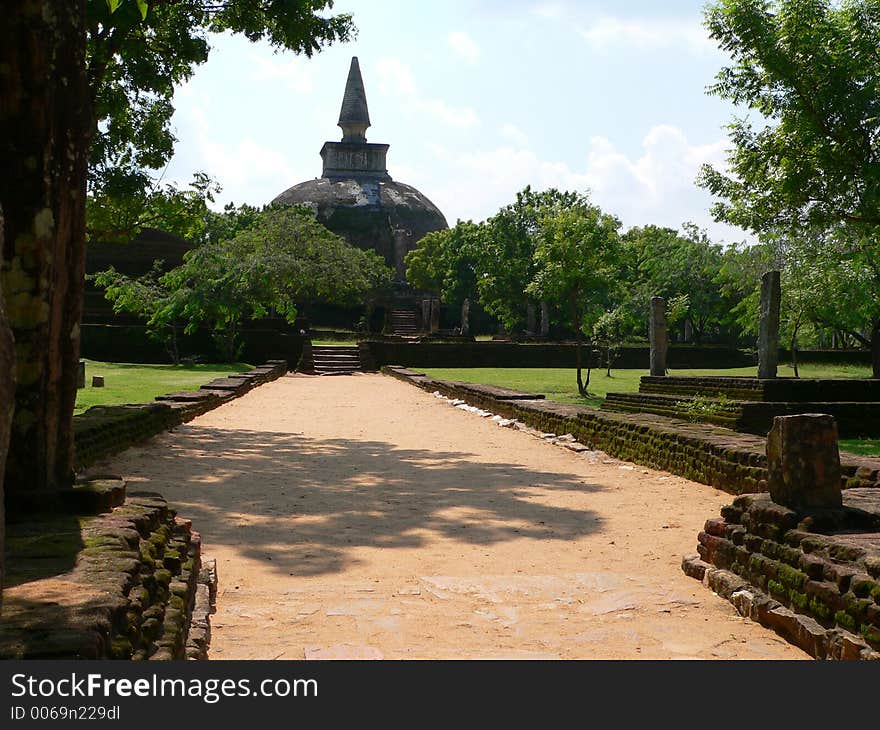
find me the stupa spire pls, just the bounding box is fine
[338,57,371,143]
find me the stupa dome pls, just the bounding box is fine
[272,57,448,284]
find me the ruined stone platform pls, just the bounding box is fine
[602,376,880,437]
[0,488,215,660]
[0,360,288,659]
[384,367,880,494]
[683,490,880,660]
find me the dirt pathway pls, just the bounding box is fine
[102,373,806,659]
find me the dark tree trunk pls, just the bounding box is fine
[872,318,880,379]
[0,1,89,495]
[0,212,17,614]
[571,294,590,397]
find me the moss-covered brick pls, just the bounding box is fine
[809,596,833,622]
[835,610,857,632]
[110,637,133,660]
[799,554,827,580]
[760,540,781,560]
[798,535,829,554]
[768,579,787,599]
[861,624,880,648]
[789,589,808,611]
[828,543,866,563]
[720,505,743,524]
[778,564,807,592]
[841,595,873,624]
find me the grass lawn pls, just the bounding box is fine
[75,360,251,414]
[420,363,880,456]
[420,363,873,409]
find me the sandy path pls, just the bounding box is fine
[101,373,806,659]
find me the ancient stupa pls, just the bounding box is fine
[272,57,448,286]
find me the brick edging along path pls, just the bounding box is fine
[383,367,880,495]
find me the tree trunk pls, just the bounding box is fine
[0,1,90,496]
[791,331,799,379]
[0,211,17,614]
[872,317,880,379]
[572,295,590,397]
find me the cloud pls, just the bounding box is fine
[415,125,747,244]
[249,54,314,93]
[376,57,417,95]
[375,56,480,129]
[578,17,715,54]
[530,2,566,19]
[179,104,298,205]
[448,31,481,63]
[501,124,530,147]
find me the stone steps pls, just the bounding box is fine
[390,309,419,336]
[606,385,880,438]
[311,345,363,375]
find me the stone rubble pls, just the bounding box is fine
[432,390,614,462]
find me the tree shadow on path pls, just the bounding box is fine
[119,426,606,577]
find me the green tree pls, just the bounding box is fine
[87,171,221,244]
[0,0,354,494]
[476,187,583,334]
[698,0,880,373]
[92,261,185,363]
[619,224,730,344]
[528,202,621,397]
[592,308,626,377]
[87,1,354,210]
[405,221,482,335]
[99,206,393,361]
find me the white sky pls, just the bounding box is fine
[164,0,753,245]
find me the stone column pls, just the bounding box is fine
[540,302,550,338]
[758,270,781,379]
[526,303,537,336]
[649,296,667,376]
[460,298,470,337]
[77,360,85,389]
[766,414,842,509]
[421,299,431,333]
[430,299,440,334]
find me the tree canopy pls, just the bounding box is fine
[698,0,880,233]
[95,205,393,360]
[699,0,880,374]
[87,0,355,238]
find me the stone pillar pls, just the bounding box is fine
[77,360,85,389]
[540,302,550,338]
[460,298,470,337]
[526,303,537,336]
[430,299,440,334]
[758,270,781,379]
[766,414,842,509]
[649,296,667,376]
[421,299,431,333]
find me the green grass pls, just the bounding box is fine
[420,363,880,455]
[75,360,251,414]
[839,439,880,456]
[419,364,874,409]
